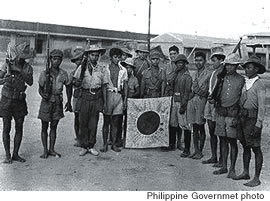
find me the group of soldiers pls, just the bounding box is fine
[0,40,266,188]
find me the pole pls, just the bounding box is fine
[147,0,151,52]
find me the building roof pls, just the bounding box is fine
[151,32,237,49]
[0,19,157,42]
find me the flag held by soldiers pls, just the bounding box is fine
[125,96,171,148]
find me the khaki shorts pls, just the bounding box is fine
[169,100,191,130]
[215,114,238,139]
[104,91,123,115]
[204,101,217,121]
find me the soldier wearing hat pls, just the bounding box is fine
[121,47,133,61]
[212,53,245,179]
[233,56,266,187]
[140,51,166,98]
[133,44,150,85]
[72,44,109,156]
[0,42,33,163]
[168,54,192,155]
[66,47,84,147]
[101,48,128,153]
[38,49,69,159]
[203,47,226,166]
[188,51,212,160]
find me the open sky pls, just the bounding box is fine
[1,0,270,39]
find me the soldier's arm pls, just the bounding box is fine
[140,76,146,98]
[256,82,266,128]
[21,65,33,86]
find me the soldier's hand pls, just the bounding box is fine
[103,103,108,114]
[123,101,127,111]
[250,126,262,138]
[65,102,73,112]
[230,118,239,128]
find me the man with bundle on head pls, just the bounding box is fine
[66,47,84,147]
[101,48,128,153]
[233,56,266,187]
[202,47,226,166]
[140,51,166,98]
[188,51,212,160]
[73,44,108,156]
[168,54,192,156]
[212,53,245,179]
[0,42,33,163]
[38,49,69,159]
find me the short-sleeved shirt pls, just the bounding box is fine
[192,67,212,98]
[105,63,128,91]
[39,68,69,96]
[133,57,150,84]
[73,63,109,89]
[128,74,139,97]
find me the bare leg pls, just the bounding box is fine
[227,138,238,179]
[189,124,199,158]
[100,115,110,152]
[203,120,217,164]
[177,127,184,150]
[213,137,228,175]
[2,118,12,164]
[111,115,121,152]
[233,145,251,180]
[244,147,263,187]
[48,120,61,157]
[40,120,49,159]
[12,117,26,162]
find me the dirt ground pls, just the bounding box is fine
[0,60,270,191]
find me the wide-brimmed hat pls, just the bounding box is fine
[121,47,132,58]
[71,47,84,62]
[242,55,266,74]
[210,47,226,59]
[135,44,149,53]
[222,53,242,65]
[50,49,64,58]
[173,54,189,64]
[120,58,135,69]
[85,44,106,55]
[149,51,160,59]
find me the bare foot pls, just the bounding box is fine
[192,152,203,160]
[244,178,261,187]
[100,145,108,152]
[202,157,217,164]
[3,157,12,164]
[213,162,223,168]
[213,168,228,175]
[12,155,26,163]
[233,173,250,180]
[40,152,49,159]
[227,170,237,179]
[48,151,61,158]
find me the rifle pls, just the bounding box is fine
[43,32,52,99]
[232,37,242,58]
[79,39,91,81]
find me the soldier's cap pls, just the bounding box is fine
[241,55,266,74]
[222,53,242,65]
[71,47,84,63]
[210,46,226,59]
[14,42,32,59]
[50,49,64,58]
[135,44,149,53]
[173,54,189,64]
[85,44,106,55]
[149,51,160,59]
[120,58,135,69]
[121,47,132,58]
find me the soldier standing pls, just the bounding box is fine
[73,45,108,156]
[133,44,150,86]
[66,47,84,146]
[140,51,166,98]
[234,56,266,187]
[202,47,226,166]
[188,52,212,160]
[0,42,33,163]
[212,53,245,179]
[101,48,128,153]
[38,49,69,159]
[169,54,193,156]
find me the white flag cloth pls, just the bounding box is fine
[125,96,171,148]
